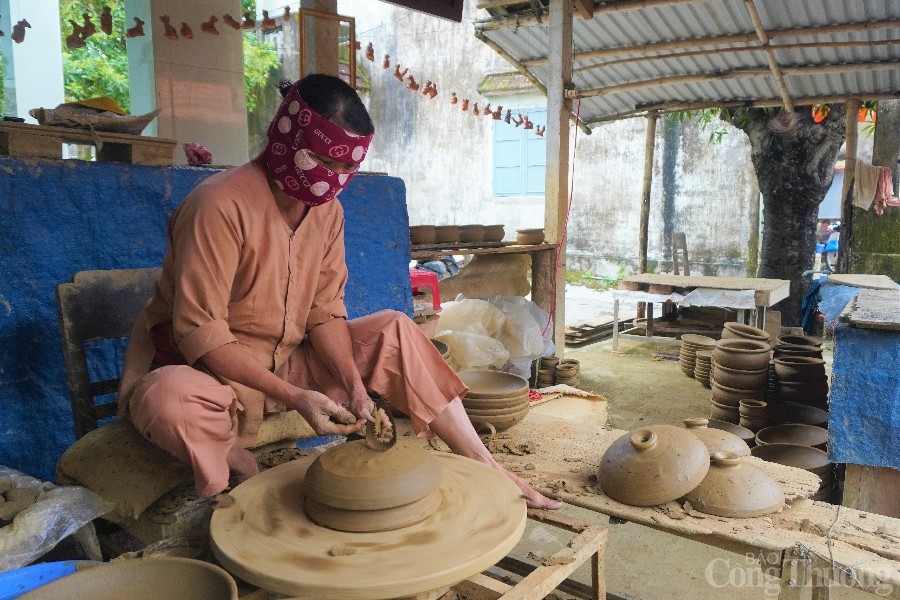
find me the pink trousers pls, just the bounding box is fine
[128,310,466,497]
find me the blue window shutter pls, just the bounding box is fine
[493,107,547,196]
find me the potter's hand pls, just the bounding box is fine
[291,389,365,435]
[348,390,376,423]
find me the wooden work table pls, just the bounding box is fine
[454,412,900,600]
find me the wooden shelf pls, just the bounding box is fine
[410,242,558,260]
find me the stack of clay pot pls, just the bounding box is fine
[738,399,768,432]
[555,358,581,387]
[709,337,771,423]
[599,423,784,517]
[679,334,717,378]
[459,370,530,432]
[537,355,559,387]
[693,349,713,388]
[771,335,828,410]
[409,224,506,246]
[751,442,834,502]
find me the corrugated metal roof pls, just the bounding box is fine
[474,0,900,127]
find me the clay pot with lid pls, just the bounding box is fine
[721,322,771,344]
[599,425,710,506]
[682,451,785,518]
[683,418,750,457]
[712,339,772,371]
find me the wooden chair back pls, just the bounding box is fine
[56,268,160,439]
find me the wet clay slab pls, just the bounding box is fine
[210,453,526,599]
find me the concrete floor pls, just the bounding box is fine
[495,287,873,600]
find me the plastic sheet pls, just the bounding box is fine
[0,467,113,573]
[612,288,756,309]
[435,296,554,378]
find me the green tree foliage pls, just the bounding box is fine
[60,1,131,111]
[243,31,280,114]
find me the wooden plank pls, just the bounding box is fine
[621,273,791,307]
[840,288,900,330]
[411,243,558,260]
[826,273,899,290]
[842,463,900,518]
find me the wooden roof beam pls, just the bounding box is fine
[743,0,793,113]
[572,0,594,19]
[586,92,900,124]
[475,0,702,29]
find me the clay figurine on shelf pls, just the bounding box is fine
[222,13,241,30]
[81,13,97,38]
[100,6,113,35]
[504,109,512,124]
[472,102,480,116]
[260,10,277,31]
[535,125,545,137]
[450,92,458,105]
[159,15,178,40]
[461,98,469,111]
[241,12,256,29]
[406,75,419,91]
[180,22,194,39]
[382,54,390,69]
[201,15,219,35]
[11,19,30,44]
[66,20,86,49]
[283,6,291,21]
[492,105,503,120]
[365,42,375,61]
[126,16,145,38]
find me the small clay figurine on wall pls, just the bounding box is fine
[126,16,145,38]
[100,6,113,35]
[11,19,30,44]
[201,16,219,35]
[159,15,177,40]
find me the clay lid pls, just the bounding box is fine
[304,439,442,512]
[599,425,710,506]
[682,451,785,518]
[683,418,751,457]
[459,370,529,399]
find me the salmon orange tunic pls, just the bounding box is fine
[118,163,465,495]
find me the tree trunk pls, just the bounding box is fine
[730,106,847,326]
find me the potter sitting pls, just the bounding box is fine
[117,74,561,510]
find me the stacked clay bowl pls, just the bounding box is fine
[599,425,709,506]
[304,439,444,533]
[683,418,751,457]
[409,225,437,245]
[483,224,505,242]
[738,399,768,432]
[682,451,784,518]
[431,338,452,367]
[767,403,829,429]
[679,334,717,378]
[710,339,770,417]
[755,423,828,451]
[555,358,580,387]
[694,350,713,388]
[457,224,485,244]
[751,443,834,502]
[772,355,829,409]
[537,355,559,386]
[721,322,771,346]
[459,370,530,432]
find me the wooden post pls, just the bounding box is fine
[638,111,658,274]
[545,1,573,355]
[837,99,860,274]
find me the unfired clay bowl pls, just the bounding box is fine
[776,334,822,348]
[459,370,529,399]
[458,224,485,243]
[721,322,770,344]
[434,225,459,244]
[709,399,740,423]
[711,364,768,390]
[767,403,829,428]
[706,418,756,446]
[712,339,772,371]
[750,443,831,478]
[683,418,750,457]
[682,451,784,518]
[515,228,545,245]
[755,424,828,450]
[18,557,239,600]
[483,224,505,242]
[599,425,710,506]
[409,225,437,245]
[773,356,827,382]
[711,381,765,405]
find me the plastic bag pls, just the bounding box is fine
[0,466,113,573]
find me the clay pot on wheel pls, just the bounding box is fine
[682,451,785,518]
[683,418,750,457]
[599,425,710,506]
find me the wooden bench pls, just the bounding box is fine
[0,121,176,165]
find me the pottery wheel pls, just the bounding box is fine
[209,452,526,599]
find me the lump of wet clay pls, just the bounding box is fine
[0,487,40,523]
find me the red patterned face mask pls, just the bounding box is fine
[261,87,372,206]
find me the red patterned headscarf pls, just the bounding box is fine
[260,86,373,206]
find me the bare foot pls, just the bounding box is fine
[227,443,259,487]
[503,467,563,509]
